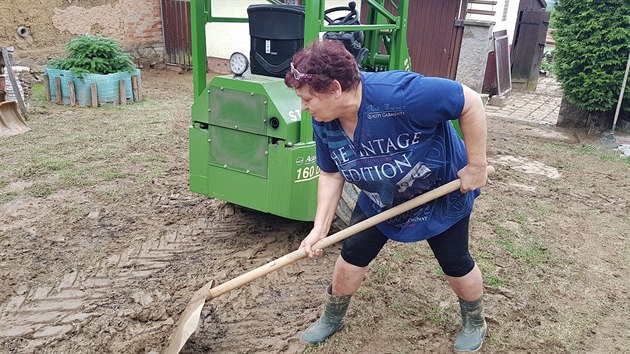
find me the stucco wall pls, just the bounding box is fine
[0,0,163,71]
[456,20,495,93]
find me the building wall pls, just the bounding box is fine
[0,0,164,71]
[467,0,519,45]
[456,20,495,92]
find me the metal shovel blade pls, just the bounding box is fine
[0,101,29,137]
[164,280,215,354]
[164,166,494,354]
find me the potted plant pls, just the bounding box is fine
[46,35,142,106]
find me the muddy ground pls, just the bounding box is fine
[0,70,629,354]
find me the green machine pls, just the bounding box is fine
[189,0,413,223]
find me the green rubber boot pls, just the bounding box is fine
[454,297,487,352]
[300,286,351,345]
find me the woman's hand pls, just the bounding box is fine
[300,228,328,258]
[457,164,488,193]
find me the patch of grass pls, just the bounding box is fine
[56,205,90,219]
[129,154,168,163]
[30,83,53,106]
[475,254,506,288]
[471,246,493,259]
[30,83,50,105]
[577,144,599,155]
[529,202,550,219]
[537,315,592,350]
[94,189,123,203]
[548,160,572,170]
[536,141,630,170]
[513,213,527,223]
[74,147,126,163]
[355,287,378,300]
[623,243,630,265]
[484,273,506,288]
[60,170,94,187]
[371,263,393,283]
[495,238,551,268]
[102,168,128,181]
[494,224,517,238]
[421,305,457,329]
[0,192,18,203]
[435,267,445,277]
[568,143,629,164]
[18,157,74,178]
[389,301,406,317]
[140,166,167,181]
[486,331,510,350]
[549,142,571,149]
[25,183,56,198]
[391,243,418,262]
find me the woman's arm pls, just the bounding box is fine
[300,170,345,258]
[457,84,488,192]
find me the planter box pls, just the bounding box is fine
[44,67,142,107]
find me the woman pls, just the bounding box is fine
[284,40,489,352]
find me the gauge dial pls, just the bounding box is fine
[229,52,249,76]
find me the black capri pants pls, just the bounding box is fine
[340,205,475,277]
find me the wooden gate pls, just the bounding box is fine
[161,0,192,66]
[511,1,549,91]
[362,0,467,79]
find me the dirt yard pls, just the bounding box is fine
[0,70,629,354]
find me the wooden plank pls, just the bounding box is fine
[43,74,51,102]
[466,9,496,16]
[54,77,62,104]
[68,81,76,106]
[131,76,140,102]
[1,47,27,115]
[468,0,498,5]
[90,82,98,107]
[184,0,192,65]
[119,80,126,105]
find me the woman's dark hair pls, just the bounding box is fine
[284,39,360,93]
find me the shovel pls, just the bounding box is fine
[164,166,495,354]
[0,101,30,137]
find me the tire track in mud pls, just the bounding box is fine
[179,216,336,354]
[0,204,327,353]
[0,228,204,352]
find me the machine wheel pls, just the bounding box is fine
[332,183,361,231]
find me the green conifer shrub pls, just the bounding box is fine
[48,35,136,75]
[552,0,630,112]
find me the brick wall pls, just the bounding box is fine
[126,1,163,44]
[121,0,165,67]
[0,0,165,71]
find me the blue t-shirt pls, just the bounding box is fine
[313,71,479,242]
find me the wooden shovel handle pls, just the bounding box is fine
[205,166,495,300]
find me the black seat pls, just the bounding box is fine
[247,4,305,78]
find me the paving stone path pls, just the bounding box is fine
[486,75,563,125]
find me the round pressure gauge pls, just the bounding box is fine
[229,52,249,76]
